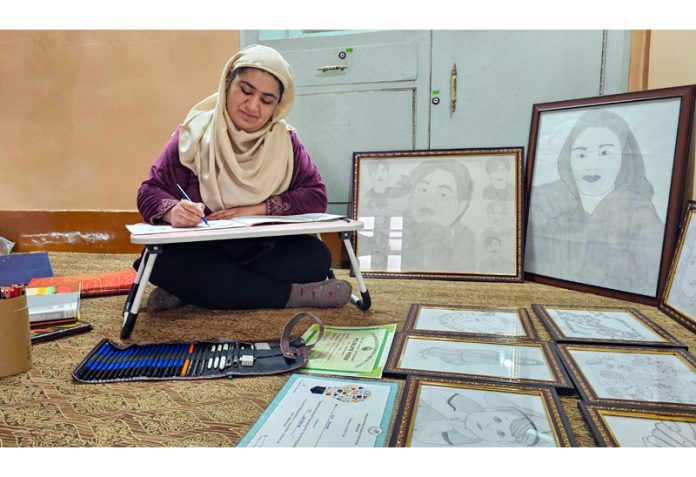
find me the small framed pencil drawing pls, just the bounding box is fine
[404,304,538,339]
[531,304,685,348]
[580,402,696,447]
[391,376,576,447]
[384,333,572,389]
[556,343,696,411]
[660,201,696,333]
[351,147,523,281]
[524,85,695,305]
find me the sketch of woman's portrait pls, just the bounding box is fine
[409,305,532,337]
[410,384,556,447]
[525,91,691,300]
[397,336,555,383]
[353,149,522,280]
[537,306,674,345]
[663,205,696,331]
[566,347,696,405]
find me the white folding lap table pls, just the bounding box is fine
[122,218,370,339]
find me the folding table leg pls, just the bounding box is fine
[317,232,371,310]
[121,244,162,339]
[341,231,371,310]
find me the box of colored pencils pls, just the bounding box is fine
[73,337,309,383]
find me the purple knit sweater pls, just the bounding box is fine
[137,128,328,224]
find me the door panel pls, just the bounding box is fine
[429,30,629,152]
[288,89,416,215]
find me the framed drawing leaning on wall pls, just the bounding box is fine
[351,147,523,281]
[524,86,695,304]
[660,201,696,333]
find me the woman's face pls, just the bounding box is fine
[570,126,623,197]
[410,169,467,226]
[226,68,281,132]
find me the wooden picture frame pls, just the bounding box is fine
[391,375,577,447]
[351,147,523,281]
[532,304,685,348]
[660,201,696,333]
[556,343,696,411]
[404,303,538,339]
[384,332,573,389]
[580,402,696,447]
[524,85,696,305]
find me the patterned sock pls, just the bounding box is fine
[146,287,184,312]
[286,279,352,308]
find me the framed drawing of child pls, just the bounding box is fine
[524,86,695,304]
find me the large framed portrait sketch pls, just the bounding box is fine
[351,147,523,281]
[660,201,696,332]
[524,86,696,304]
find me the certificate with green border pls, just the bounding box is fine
[302,324,397,378]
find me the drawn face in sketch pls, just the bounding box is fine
[570,127,623,197]
[465,407,543,445]
[487,200,507,228]
[484,236,502,260]
[408,162,473,227]
[486,157,511,191]
[557,108,654,201]
[678,242,696,299]
[368,162,389,194]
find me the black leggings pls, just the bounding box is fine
[138,235,332,309]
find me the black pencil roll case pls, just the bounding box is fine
[72,312,324,383]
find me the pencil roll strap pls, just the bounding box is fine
[280,311,324,359]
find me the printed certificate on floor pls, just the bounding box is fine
[237,374,400,447]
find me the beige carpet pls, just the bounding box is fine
[1,252,694,447]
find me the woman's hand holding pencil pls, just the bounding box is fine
[163,184,211,228]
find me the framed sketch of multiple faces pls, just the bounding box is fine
[580,402,696,447]
[403,304,538,339]
[660,201,696,333]
[351,148,523,281]
[556,343,696,411]
[532,304,685,348]
[391,376,576,447]
[385,333,572,389]
[524,86,695,304]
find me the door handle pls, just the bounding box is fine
[450,63,457,114]
[317,65,349,72]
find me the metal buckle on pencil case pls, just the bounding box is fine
[72,312,324,383]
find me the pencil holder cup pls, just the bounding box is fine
[0,295,32,377]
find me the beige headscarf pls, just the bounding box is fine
[178,44,296,211]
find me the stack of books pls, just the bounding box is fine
[26,283,92,343]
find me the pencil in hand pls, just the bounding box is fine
[176,184,210,226]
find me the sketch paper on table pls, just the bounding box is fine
[569,349,696,404]
[410,384,557,447]
[665,213,696,319]
[414,307,527,336]
[545,308,666,342]
[237,374,397,447]
[603,414,696,447]
[400,337,554,382]
[355,153,518,276]
[526,98,681,296]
